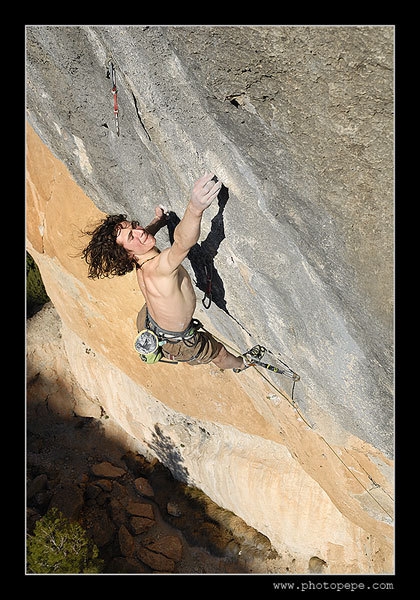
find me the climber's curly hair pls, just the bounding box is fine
[81,214,136,279]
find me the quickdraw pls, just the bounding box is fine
[106,59,120,136]
[235,345,300,381]
[202,263,213,309]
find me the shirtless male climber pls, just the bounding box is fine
[81,172,249,371]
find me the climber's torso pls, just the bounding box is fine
[136,254,197,332]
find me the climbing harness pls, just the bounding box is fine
[133,310,203,363]
[233,345,300,381]
[146,310,202,344]
[202,263,213,309]
[106,59,120,136]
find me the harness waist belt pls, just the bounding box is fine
[146,310,201,343]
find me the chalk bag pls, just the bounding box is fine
[134,329,163,363]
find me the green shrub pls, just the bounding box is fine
[27,507,104,574]
[26,252,50,317]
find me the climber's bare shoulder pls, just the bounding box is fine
[155,242,191,276]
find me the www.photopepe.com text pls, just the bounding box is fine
[272,580,394,592]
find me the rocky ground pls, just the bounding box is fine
[26,405,289,575]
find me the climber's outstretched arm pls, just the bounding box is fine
[158,172,222,274]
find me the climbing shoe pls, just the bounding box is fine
[233,345,266,372]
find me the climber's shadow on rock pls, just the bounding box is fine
[166,183,229,314]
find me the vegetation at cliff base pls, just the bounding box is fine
[26,252,50,317]
[27,507,104,574]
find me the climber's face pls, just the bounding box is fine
[115,220,156,257]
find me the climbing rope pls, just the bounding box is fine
[97,61,392,520]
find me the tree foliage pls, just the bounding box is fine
[26,252,50,317]
[27,508,104,574]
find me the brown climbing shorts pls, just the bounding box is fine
[136,304,222,365]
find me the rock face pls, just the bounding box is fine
[26,25,394,574]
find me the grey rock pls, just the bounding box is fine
[26,25,394,457]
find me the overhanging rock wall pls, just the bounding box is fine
[26,25,394,573]
[26,25,394,457]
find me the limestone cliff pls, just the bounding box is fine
[26,25,394,574]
